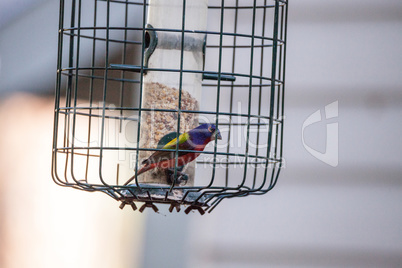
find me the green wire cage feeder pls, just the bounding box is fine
[52,0,288,214]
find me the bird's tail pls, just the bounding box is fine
[123,164,155,186]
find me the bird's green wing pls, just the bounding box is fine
[162,132,190,150]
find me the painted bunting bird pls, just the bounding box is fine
[124,123,222,185]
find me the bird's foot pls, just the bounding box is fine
[166,168,189,185]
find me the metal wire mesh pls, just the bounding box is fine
[52,0,288,214]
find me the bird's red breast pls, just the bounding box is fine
[136,152,201,176]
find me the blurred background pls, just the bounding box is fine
[0,0,401,267]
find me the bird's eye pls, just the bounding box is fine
[208,126,214,133]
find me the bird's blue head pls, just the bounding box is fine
[189,123,222,144]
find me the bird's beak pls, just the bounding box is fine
[215,131,222,140]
